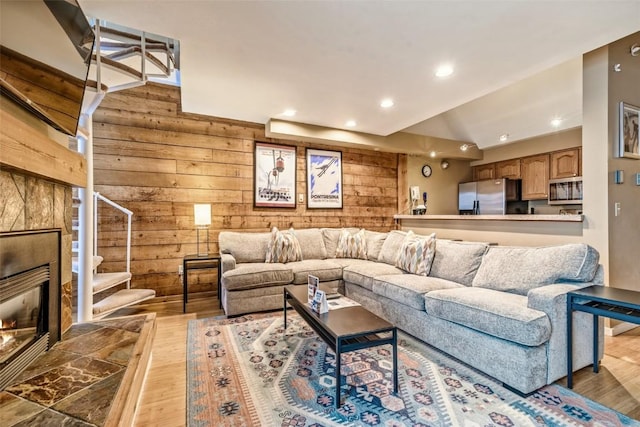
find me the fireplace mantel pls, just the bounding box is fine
[0,109,86,188]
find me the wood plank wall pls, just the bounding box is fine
[93,83,398,299]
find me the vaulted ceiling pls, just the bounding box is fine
[80,1,640,150]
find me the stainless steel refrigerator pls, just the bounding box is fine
[459,179,519,215]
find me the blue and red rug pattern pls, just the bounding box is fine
[187,312,639,426]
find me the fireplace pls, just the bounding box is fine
[0,230,60,390]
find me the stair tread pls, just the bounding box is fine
[72,255,104,273]
[93,271,132,294]
[93,289,156,317]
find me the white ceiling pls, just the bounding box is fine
[79,1,640,150]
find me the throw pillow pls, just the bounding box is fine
[265,227,303,263]
[335,228,368,259]
[395,231,437,276]
[377,230,408,265]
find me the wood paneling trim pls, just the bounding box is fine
[0,109,86,187]
[93,108,265,140]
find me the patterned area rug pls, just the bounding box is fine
[187,312,639,426]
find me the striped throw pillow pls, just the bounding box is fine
[335,228,368,259]
[395,231,437,276]
[265,227,303,263]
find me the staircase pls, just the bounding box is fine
[73,192,155,319]
[84,18,180,105]
[72,19,178,320]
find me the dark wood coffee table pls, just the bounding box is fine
[283,285,398,408]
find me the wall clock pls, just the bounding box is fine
[421,164,433,178]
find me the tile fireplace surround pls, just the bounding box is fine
[0,230,61,390]
[0,170,73,333]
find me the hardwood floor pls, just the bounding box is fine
[119,297,640,425]
[564,327,640,420]
[108,297,222,427]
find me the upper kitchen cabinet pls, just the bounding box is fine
[473,163,495,181]
[550,147,581,179]
[521,154,550,200]
[495,159,521,179]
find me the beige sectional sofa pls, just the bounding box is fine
[218,227,603,394]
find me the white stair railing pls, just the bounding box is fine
[75,18,176,321]
[94,192,133,288]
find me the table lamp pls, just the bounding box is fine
[194,204,211,257]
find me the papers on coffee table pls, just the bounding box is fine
[327,297,361,310]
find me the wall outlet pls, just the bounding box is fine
[410,186,420,201]
[178,265,183,275]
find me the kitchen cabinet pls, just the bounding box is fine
[495,159,521,179]
[521,154,549,200]
[550,147,580,179]
[473,163,495,181]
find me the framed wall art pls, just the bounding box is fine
[306,148,343,209]
[254,141,296,208]
[618,102,640,159]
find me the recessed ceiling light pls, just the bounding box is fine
[460,144,469,152]
[282,109,296,117]
[380,99,394,108]
[429,151,437,158]
[435,64,454,78]
[499,133,509,142]
[550,117,562,127]
[345,120,357,127]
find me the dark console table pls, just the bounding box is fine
[183,253,221,313]
[566,285,640,388]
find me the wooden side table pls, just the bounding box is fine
[566,285,640,388]
[183,253,221,313]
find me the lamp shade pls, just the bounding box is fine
[194,204,211,226]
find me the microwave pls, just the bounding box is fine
[548,177,583,205]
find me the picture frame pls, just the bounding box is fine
[254,141,296,208]
[618,102,640,159]
[306,148,343,209]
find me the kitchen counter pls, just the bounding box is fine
[394,214,583,222]
[394,213,585,246]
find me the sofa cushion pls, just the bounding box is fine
[472,244,600,295]
[327,258,373,269]
[377,230,408,265]
[429,240,488,286]
[286,259,344,284]
[294,228,327,260]
[265,227,303,263]
[222,263,293,291]
[372,274,464,310]
[343,262,404,291]
[365,230,388,261]
[336,229,368,259]
[219,231,271,263]
[395,231,436,276]
[321,227,359,258]
[425,288,551,347]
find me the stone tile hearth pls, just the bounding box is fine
[1,315,153,426]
